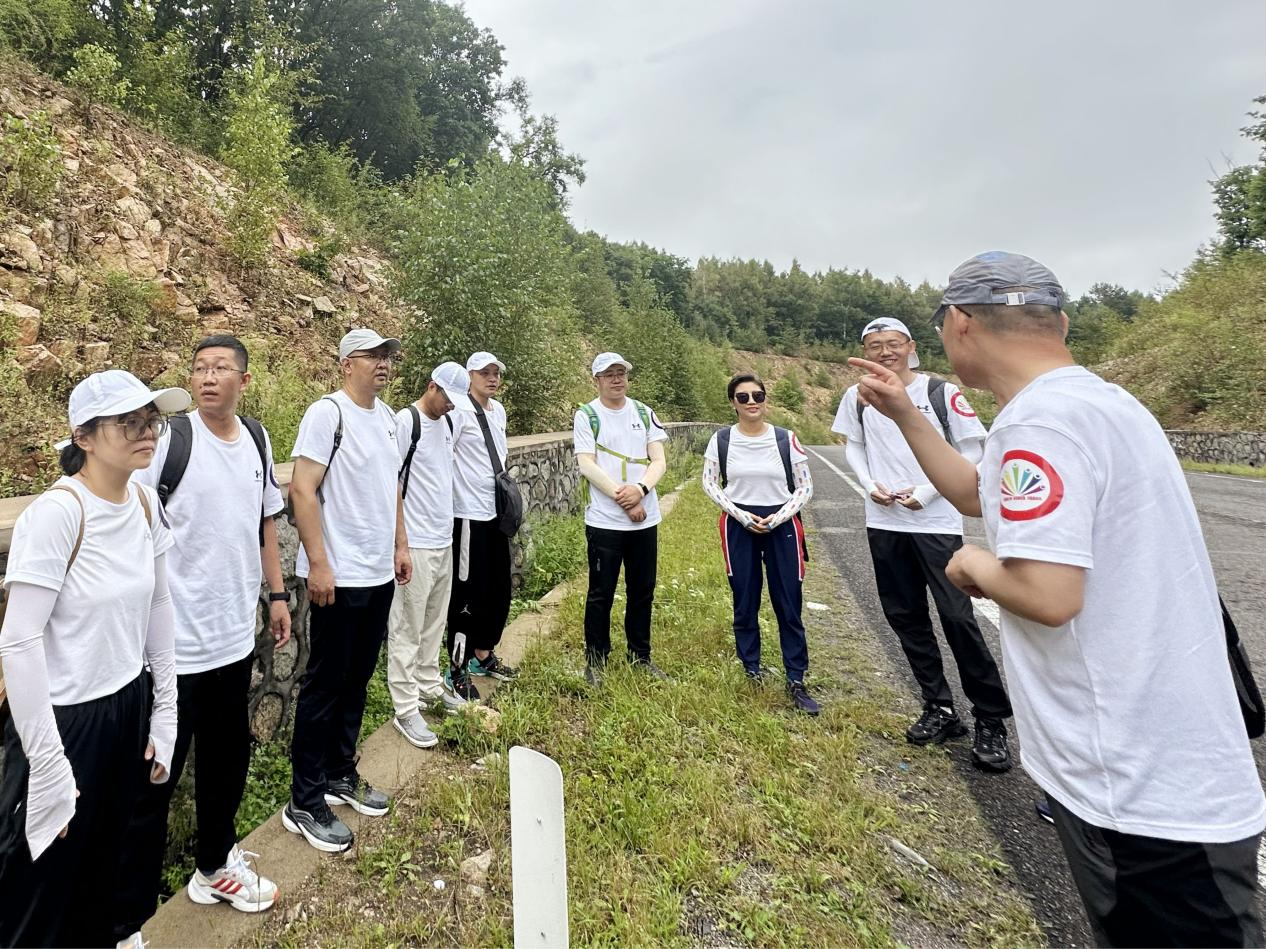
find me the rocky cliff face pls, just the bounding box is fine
[0,61,404,495]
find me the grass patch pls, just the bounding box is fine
[253,482,1040,948]
[1180,460,1266,479]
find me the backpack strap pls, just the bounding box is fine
[716,427,731,488]
[927,377,952,442]
[315,396,344,504]
[773,427,795,495]
[579,403,600,441]
[136,484,154,528]
[156,413,193,505]
[240,416,271,546]
[633,400,652,432]
[45,485,86,570]
[400,404,422,499]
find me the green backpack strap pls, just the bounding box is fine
[580,402,600,441]
[632,399,651,432]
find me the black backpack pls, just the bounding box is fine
[858,376,951,441]
[716,425,795,494]
[400,405,423,499]
[157,413,272,545]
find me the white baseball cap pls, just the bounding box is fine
[591,352,632,376]
[466,351,506,373]
[431,361,475,412]
[860,318,920,369]
[338,328,401,360]
[59,369,191,447]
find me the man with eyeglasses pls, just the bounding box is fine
[573,352,670,686]
[284,329,412,853]
[831,318,1013,772]
[117,335,286,929]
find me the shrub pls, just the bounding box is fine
[0,111,61,210]
[772,371,805,411]
[65,44,131,124]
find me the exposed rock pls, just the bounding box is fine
[92,232,128,271]
[18,344,62,382]
[47,339,76,362]
[1,231,43,272]
[465,885,486,900]
[123,240,158,279]
[83,341,109,371]
[152,279,180,317]
[115,220,139,241]
[3,301,42,346]
[466,704,501,734]
[53,265,78,288]
[312,295,337,315]
[104,163,140,196]
[460,849,493,887]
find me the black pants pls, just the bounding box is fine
[867,528,1011,720]
[112,653,254,937]
[0,673,148,948]
[290,580,394,810]
[584,524,657,663]
[1047,795,1263,948]
[447,516,512,662]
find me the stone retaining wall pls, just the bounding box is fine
[1165,430,1265,469]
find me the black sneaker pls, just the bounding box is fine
[471,651,518,681]
[1035,799,1055,825]
[448,663,481,700]
[971,718,1013,772]
[906,703,968,745]
[631,658,672,682]
[325,772,391,817]
[787,681,821,716]
[282,801,353,853]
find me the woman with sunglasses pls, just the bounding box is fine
[702,373,819,715]
[0,369,189,948]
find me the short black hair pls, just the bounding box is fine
[193,334,249,371]
[727,372,766,402]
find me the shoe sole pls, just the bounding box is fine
[324,791,390,817]
[971,753,1014,773]
[187,878,278,913]
[393,717,439,749]
[906,722,969,746]
[281,808,352,853]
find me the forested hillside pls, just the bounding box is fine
[2,1,1264,498]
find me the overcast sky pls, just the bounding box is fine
[460,1,1266,298]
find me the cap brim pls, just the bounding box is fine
[80,386,190,425]
[445,388,476,412]
[594,359,633,376]
[468,356,506,372]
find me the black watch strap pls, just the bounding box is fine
[637,482,649,496]
[268,591,290,602]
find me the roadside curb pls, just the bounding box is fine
[144,483,691,948]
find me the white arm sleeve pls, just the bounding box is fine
[143,554,177,781]
[844,438,879,495]
[767,460,814,528]
[577,453,621,499]
[0,582,77,860]
[701,456,753,526]
[911,436,984,508]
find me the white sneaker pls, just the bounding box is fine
[393,712,439,748]
[186,845,279,913]
[116,933,147,949]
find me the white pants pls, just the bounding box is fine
[386,546,453,717]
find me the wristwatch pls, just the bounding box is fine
[637,482,649,496]
[268,591,290,603]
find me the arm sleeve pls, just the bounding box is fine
[767,458,813,528]
[143,553,177,781]
[843,438,879,495]
[701,455,753,525]
[0,582,77,861]
[911,409,985,508]
[577,454,620,499]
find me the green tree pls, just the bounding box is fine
[65,43,131,124]
[1212,94,1266,254]
[0,0,79,62]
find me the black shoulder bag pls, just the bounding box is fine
[473,402,523,537]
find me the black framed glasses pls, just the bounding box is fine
[734,391,767,404]
[103,413,169,441]
[932,303,972,333]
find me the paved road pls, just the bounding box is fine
[802,444,1266,947]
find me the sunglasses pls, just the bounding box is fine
[734,391,766,404]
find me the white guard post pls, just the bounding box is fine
[510,745,569,948]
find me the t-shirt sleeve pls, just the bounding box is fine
[260,427,285,518]
[788,430,809,463]
[131,429,169,491]
[703,431,719,463]
[3,493,82,593]
[573,409,595,455]
[944,383,988,445]
[291,398,340,466]
[647,406,669,445]
[139,483,175,558]
[394,409,413,465]
[989,422,1096,569]
[831,387,862,442]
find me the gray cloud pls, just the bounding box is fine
[464,0,1266,295]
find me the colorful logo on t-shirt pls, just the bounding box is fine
[950,392,976,417]
[1000,449,1064,521]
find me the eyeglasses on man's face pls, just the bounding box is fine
[863,340,912,355]
[734,390,766,404]
[350,349,401,365]
[103,412,169,442]
[191,364,245,379]
[597,369,628,380]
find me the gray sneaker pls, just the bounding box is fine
[282,801,353,853]
[393,712,439,749]
[425,687,467,716]
[325,772,391,816]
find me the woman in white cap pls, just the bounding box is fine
[0,369,188,948]
[703,372,819,715]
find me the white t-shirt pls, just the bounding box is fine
[3,478,173,704]
[450,399,508,521]
[703,425,809,506]
[395,405,456,549]
[573,398,668,531]
[832,375,986,534]
[132,412,285,674]
[291,391,400,587]
[979,365,1265,843]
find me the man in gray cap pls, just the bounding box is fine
[283,328,412,853]
[851,252,1265,946]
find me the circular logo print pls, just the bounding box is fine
[950,392,977,417]
[1000,449,1063,521]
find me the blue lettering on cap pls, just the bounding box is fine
[977,250,1008,261]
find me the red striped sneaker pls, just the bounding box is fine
[186,845,278,913]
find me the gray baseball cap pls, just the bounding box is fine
[338,328,401,360]
[934,251,1065,325]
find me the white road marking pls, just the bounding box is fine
[1195,472,1266,485]
[807,446,1002,630]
